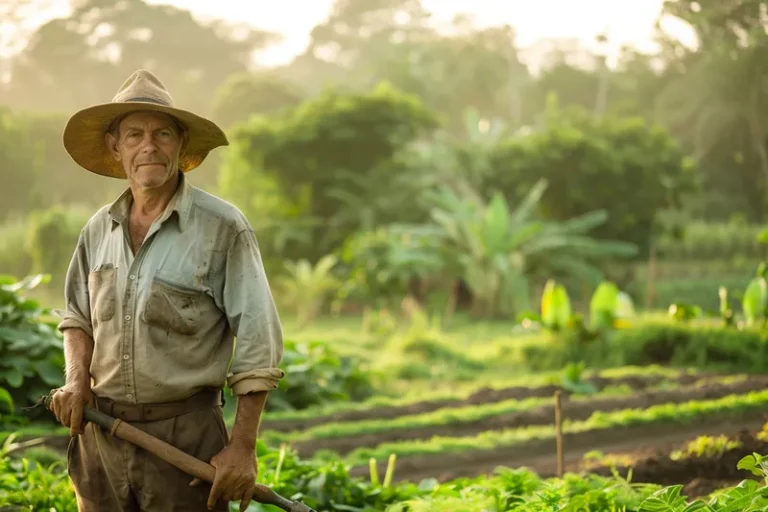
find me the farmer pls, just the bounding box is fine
[48,69,284,511]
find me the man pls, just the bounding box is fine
[49,69,284,511]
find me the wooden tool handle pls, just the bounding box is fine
[43,395,313,512]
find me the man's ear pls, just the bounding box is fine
[105,133,121,161]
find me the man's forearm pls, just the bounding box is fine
[230,391,268,448]
[62,327,94,388]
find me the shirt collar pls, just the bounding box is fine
[108,170,193,232]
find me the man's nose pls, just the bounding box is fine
[139,133,159,151]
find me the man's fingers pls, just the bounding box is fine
[189,477,202,487]
[70,405,84,437]
[207,472,224,510]
[50,398,60,422]
[239,486,254,512]
[60,405,73,428]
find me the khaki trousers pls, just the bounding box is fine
[66,406,230,511]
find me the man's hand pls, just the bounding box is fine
[190,438,257,511]
[49,383,95,437]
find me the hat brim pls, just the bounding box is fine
[63,101,229,179]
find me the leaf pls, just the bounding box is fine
[590,282,619,330]
[508,178,548,226]
[3,367,23,388]
[34,358,64,386]
[0,387,13,412]
[638,485,688,511]
[742,277,767,325]
[481,192,511,256]
[540,280,571,331]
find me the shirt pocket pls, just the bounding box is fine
[142,277,202,336]
[88,267,116,324]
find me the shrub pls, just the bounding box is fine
[25,205,91,290]
[522,319,768,374]
[0,275,64,418]
[266,339,376,412]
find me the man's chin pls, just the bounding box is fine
[131,168,172,189]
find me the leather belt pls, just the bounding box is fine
[95,389,222,422]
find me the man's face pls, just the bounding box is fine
[105,111,187,189]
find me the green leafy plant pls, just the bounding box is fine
[518,279,634,337]
[0,274,64,417]
[419,178,637,318]
[276,254,341,327]
[670,435,743,461]
[267,339,375,412]
[742,262,768,327]
[540,279,572,332]
[667,302,703,323]
[560,362,598,395]
[337,226,445,310]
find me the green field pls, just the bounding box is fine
[6,300,768,511]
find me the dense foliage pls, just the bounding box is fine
[266,339,375,412]
[487,103,697,258]
[3,439,768,512]
[0,275,64,417]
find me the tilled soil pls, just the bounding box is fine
[292,376,768,457]
[582,428,768,498]
[353,412,768,485]
[263,372,705,433]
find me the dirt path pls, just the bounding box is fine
[352,411,768,484]
[293,376,768,457]
[263,372,705,432]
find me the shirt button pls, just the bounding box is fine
[123,354,130,360]
[129,274,136,280]
[126,394,133,399]
[125,315,131,321]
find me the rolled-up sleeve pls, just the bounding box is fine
[53,231,93,337]
[222,228,284,395]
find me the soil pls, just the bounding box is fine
[292,375,768,457]
[352,412,768,487]
[262,372,707,432]
[580,427,768,498]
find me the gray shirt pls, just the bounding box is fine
[55,172,284,404]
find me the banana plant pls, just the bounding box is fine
[423,177,637,317]
[277,254,341,327]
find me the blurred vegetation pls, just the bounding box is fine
[2,0,768,322]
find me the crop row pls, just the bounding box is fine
[267,375,756,449]
[4,430,768,512]
[346,387,768,470]
[260,365,696,431]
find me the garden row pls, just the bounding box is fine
[263,371,768,484]
[4,420,768,511]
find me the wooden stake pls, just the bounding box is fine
[554,390,564,477]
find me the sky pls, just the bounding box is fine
[9,0,697,68]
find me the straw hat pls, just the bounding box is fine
[63,69,228,178]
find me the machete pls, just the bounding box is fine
[32,394,316,512]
